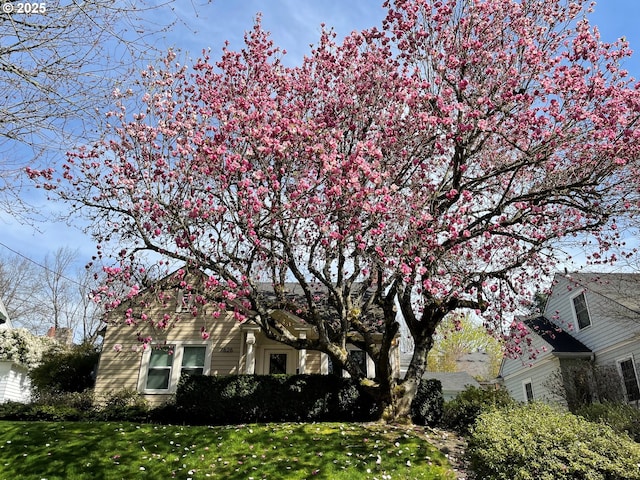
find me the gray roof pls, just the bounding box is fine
[254,281,384,324]
[423,371,481,392]
[563,273,640,314]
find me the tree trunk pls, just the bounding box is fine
[382,334,433,424]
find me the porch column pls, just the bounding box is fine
[298,332,307,374]
[245,332,256,374]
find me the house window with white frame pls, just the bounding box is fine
[618,357,640,402]
[141,343,209,393]
[181,346,207,376]
[146,346,175,390]
[523,379,534,403]
[572,292,591,330]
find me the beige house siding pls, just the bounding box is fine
[94,308,245,405]
[95,308,329,405]
[306,351,322,373]
[95,273,400,406]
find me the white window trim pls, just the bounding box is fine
[616,355,640,403]
[138,341,211,394]
[522,378,534,403]
[570,290,592,331]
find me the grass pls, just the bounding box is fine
[0,421,457,479]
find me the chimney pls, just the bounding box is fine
[46,326,73,345]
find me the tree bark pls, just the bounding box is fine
[383,333,433,424]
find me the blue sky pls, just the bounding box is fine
[2,0,640,271]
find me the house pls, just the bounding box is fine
[500,272,640,406]
[0,297,32,403]
[94,270,399,405]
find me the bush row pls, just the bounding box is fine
[175,375,443,425]
[175,374,379,424]
[440,385,514,434]
[575,401,640,442]
[175,374,443,425]
[0,389,155,423]
[0,375,444,426]
[468,402,640,480]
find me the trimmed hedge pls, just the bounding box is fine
[175,374,380,424]
[410,378,443,426]
[468,402,640,480]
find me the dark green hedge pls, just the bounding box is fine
[410,378,443,426]
[175,374,380,424]
[575,402,640,442]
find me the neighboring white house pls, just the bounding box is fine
[500,272,640,406]
[0,297,32,403]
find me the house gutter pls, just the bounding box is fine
[552,352,595,361]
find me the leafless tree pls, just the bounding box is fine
[0,0,176,220]
[0,249,43,323]
[0,246,104,342]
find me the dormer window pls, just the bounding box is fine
[572,291,591,330]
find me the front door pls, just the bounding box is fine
[262,349,295,374]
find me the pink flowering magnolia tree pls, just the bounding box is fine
[30,0,640,422]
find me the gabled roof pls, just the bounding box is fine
[524,316,592,356]
[561,272,640,314]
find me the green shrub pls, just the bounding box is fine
[440,385,513,434]
[176,374,378,425]
[0,390,95,421]
[468,402,640,480]
[575,402,640,442]
[0,401,84,421]
[95,388,150,422]
[29,343,100,396]
[0,401,33,420]
[33,390,95,412]
[410,378,443,426]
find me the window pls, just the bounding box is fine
[181,346,206,377]
[140,343,209,393]
[572,292,591,330]
[175,289,196,313]
[325,349,370,378]
[351,350,367,375]
[618,358,640,402]
[523,380,534,403]
[269,353,288,374]
[146,347,174,390]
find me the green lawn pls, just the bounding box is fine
[0,421,457,479]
